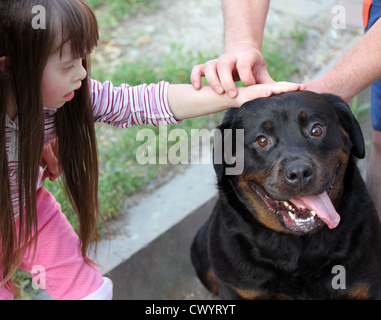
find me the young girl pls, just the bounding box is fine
[0,0,304,300]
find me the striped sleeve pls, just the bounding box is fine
[89,78,180,127]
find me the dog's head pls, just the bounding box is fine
[214,91,365,235]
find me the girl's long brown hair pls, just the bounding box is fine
[0,0,100,296]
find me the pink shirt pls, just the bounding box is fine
[6,78,178,216]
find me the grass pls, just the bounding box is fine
[88,0,161,29]
[44,44,221,235]
[350,95,371,147]
[16,1,311,299]
[44,28,307,235]
[350,95,371,123]
[43,26,308,237]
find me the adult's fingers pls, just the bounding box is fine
[217,57,241,97]
[190,64,205,90]
[202,59,226,94]
[254,66,275,85]
[191,60,225,94]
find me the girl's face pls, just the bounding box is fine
[41,42,87,109]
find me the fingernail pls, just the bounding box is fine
[228,90,237,98]
[265,90,271,96]
[215,86,224,94]
[193,81,200,89]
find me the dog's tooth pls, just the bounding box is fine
[289,212,296,220]
[311,210,317,217]
[288,205,293,210]
[284,201,289,207]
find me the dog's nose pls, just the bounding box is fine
[283,161,314,187]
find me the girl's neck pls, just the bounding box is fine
[7,104,17,120]
[6,87,17,120]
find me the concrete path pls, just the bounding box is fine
[100,0,369,300]
[35,0,370,300]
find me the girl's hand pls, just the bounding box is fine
[41,139,61,182]
[235,82,306,107]
[168,82,305,120]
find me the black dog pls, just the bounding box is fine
[191,91,381,299]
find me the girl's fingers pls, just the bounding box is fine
[237,82,306,106]
[268,81,306,94]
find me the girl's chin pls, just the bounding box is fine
[43,102,65,110]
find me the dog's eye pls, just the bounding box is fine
[256,136,270,147]
[311,125,323,137]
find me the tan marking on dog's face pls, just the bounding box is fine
[299,110,307,120]
[238,173,292,234]
[263,120,274,129]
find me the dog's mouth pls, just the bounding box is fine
[249,182,340,234]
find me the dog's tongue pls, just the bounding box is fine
[290,192,340,229]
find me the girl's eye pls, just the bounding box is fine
[311,125,323,137]
[256,135,270,147]
[63,65,75,71]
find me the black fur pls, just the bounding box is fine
[191,91,381,299]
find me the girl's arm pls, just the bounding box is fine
[90,78,304,126]
[90,79,180,127]
[168,82,305,120]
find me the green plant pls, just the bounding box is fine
[19,3,309,298]
[88,0,161,28]
[263,26,309,81]
[12,270,41,300]
[45,45,220,230]
[350,95,371,123]
[45,27,308,229]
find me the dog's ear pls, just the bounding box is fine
[323,93,365,159]
[213,109,236,182]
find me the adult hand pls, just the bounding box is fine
[191,43,275,98]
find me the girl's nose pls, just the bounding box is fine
[76,63,87,82]
[72,59,87,82]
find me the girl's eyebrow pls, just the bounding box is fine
[59,58,75,65]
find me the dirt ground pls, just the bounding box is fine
[92,0,362,83]
[91,0,365,300]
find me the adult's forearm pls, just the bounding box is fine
[306,18,381,102]
[222,0,270,52]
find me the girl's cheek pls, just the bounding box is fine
[41,83,66,108]
[41,73,66,107]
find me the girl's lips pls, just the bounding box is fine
[64,91,75,101]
